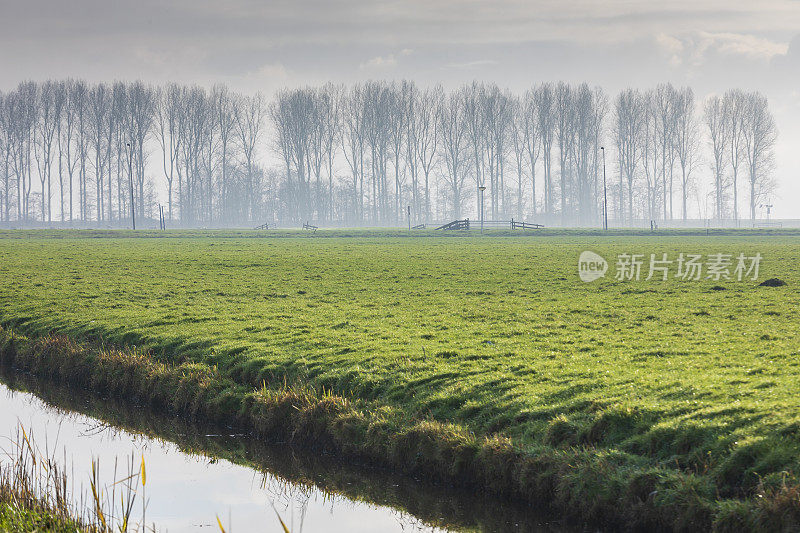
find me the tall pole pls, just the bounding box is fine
[479,186,486,234]
[601,146,608,231]
[127,142,136,230]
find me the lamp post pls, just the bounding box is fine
[126,142,136,230]
[600,146,608,231]
[478,185,486,234]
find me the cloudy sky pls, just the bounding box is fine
[2,0,798,216]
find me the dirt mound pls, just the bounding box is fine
[759,278,787,287]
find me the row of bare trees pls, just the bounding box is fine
[271,81,776,226]
[0,80,159,224]
[616,85,776,224]
[270,81,606,225]
[0,80,267,226]
[0,79,777,227]
[153,84,267,225]
[704,90,777,221]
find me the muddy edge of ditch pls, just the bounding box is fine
[0,335,576,533]
[0,324,787,532]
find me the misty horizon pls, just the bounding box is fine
[0,0,798,226]
[0,77,784,229]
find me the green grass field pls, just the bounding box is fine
[0,504,83,533]
[1,230,799,529]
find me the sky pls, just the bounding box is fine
[1,0,798,217]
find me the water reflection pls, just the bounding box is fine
[0,369,577,532]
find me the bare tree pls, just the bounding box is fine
[535,83,556,218]
[270,89,296,222]
[387,82,409,222]
[570,83,598,224]
[673,87,700,220]
[654,83,678,220]
[704,95,730,220]
[320,83,342,222]
[723,89,747,223]
[235,92,265,222]
[404,84,421,223]
[12,82,36,222]
[127,82,156,221]
[408,86,440,223]
[308,89,327,220]
[554,82,575,224]
[111,82,128,222]
[590,87,608,224]
[155,85,181,221]
[509,95,527,219]
[741,92,776,221]
[36,82,64,222]
[463,82,488,219]
[65,81,87,221]
[523,89,541,218]
[212,85,237,222]
[179,86,210,223]
[640,91,660,221]
[89,83,110,222]
[614,88,644,223]
[52,81,68,223]
[438,90,469,219]
[484,86,512,219]
[0,92,11,222]
[341,85,367,223]
[363,81,392,223]
[200,90,220,223]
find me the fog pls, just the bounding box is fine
[0,0,797,227]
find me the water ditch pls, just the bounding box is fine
[0,369,581,532]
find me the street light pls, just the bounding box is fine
[126,142,136,230]
[600,146,608,231]
[478,185,486,234]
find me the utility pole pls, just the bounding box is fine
[126,142,136,230]
[601,146,608,231]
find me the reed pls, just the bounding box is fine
[0,423,154,532]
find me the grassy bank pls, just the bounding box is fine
[0,326,729,531]
[0,503,83,533]
[2,233,800,529]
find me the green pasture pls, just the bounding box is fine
[1,230,799,519]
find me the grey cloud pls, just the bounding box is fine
[0,0,797,93]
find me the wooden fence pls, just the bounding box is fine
[434,219,544,231]
[435,219,471,230]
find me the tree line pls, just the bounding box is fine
[0,79,776,227]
